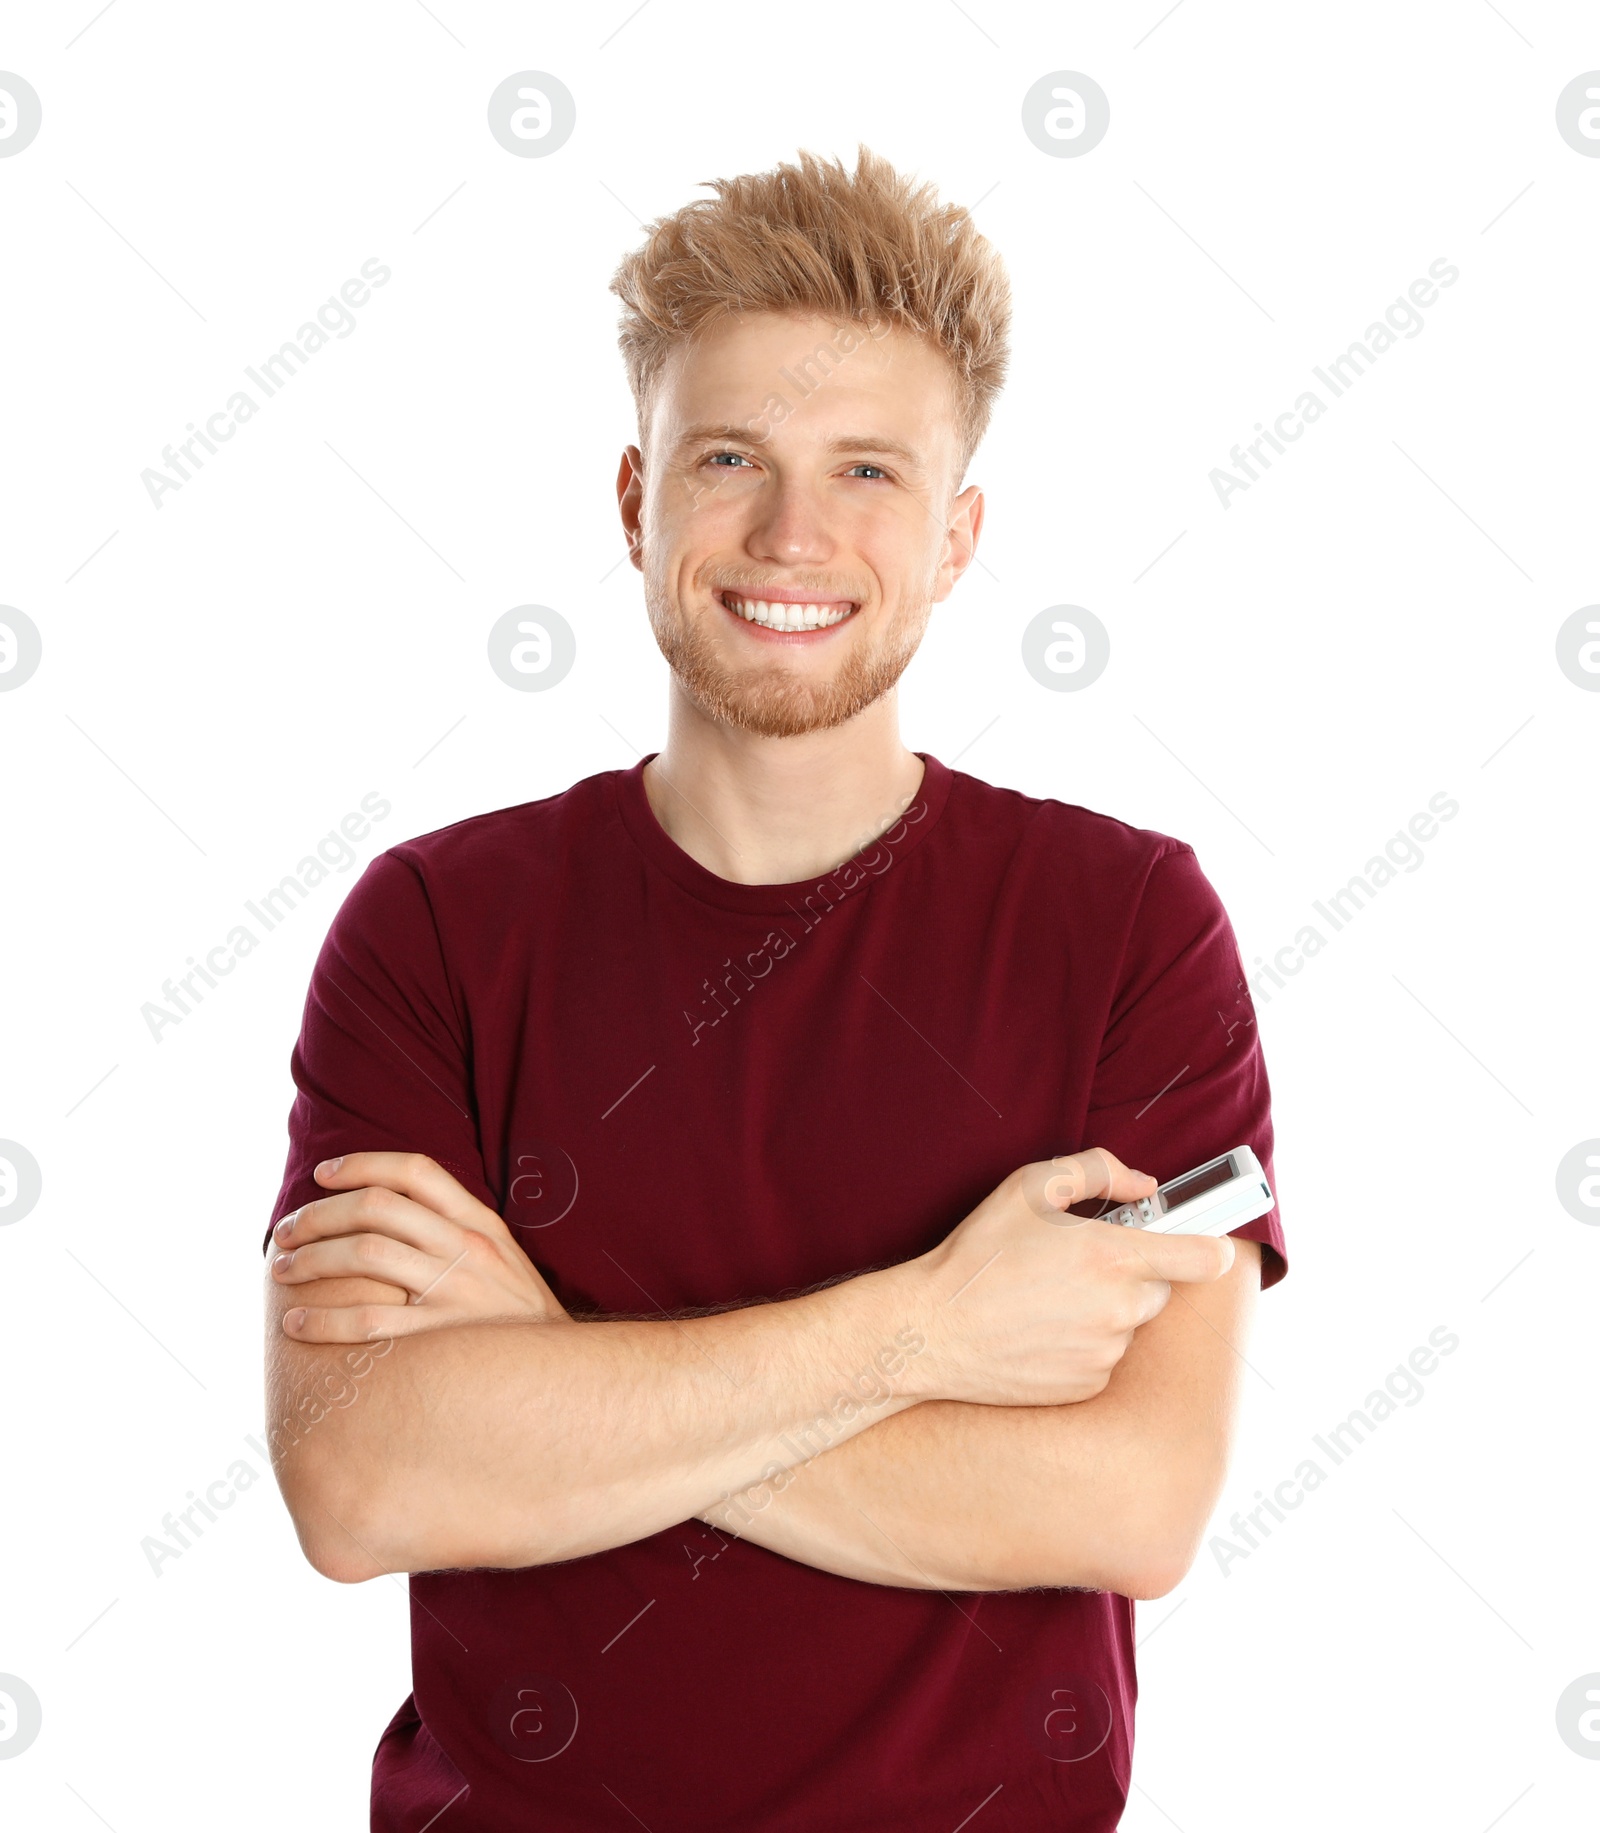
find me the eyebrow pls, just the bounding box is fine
[824,433,927,470]
[670,423,928,472]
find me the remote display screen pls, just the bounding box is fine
[1162,1156,1234,1208]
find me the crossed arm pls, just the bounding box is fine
[698,1235,1260,1595]
[264,1153,1261,1598]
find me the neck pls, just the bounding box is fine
[642,690,926,885]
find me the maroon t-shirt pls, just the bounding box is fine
[266,751,1287,1832]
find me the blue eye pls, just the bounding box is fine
[849,464,888,480]
[707,452,753,468]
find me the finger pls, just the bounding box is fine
[1121,1229,1237,1285]
[274,1185,467,1259]
[273,1232,446,1296]
[311,1152,507,1240]
[1134,1277,1173,1325]
[1039,1148,1157,1213]
[281,1300,438,1344]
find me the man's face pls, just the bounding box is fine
[617,311,983,739]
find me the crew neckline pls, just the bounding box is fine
[612,751,954,915]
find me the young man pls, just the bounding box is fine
[263,146,1286,1831]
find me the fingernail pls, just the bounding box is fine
[274,1212,297,1241]
[272,1251,293,1274]
[315,1157,343,1177]
[284,1308,307,1331]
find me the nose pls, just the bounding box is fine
[745,477,836,570]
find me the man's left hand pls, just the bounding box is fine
[270,1151,571,1341]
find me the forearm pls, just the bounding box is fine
[699,1302,1245,1598]
[703,1398,1144,1594]
[268,1266,927,1580]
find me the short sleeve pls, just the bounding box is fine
[262,848,493,1255]
[1081,845,1287,1289]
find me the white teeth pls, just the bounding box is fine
[727,596,853,631]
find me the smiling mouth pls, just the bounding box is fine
[716,591,858,633]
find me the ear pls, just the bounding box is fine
[932,483,984,603]
[616,445,645,573]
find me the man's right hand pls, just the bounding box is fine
[902,1147,1236,1407]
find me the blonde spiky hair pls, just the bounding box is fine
[609,144,1011,484]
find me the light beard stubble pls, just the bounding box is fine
[644,583,934,739]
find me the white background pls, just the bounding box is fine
[2,1,1597,1827]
